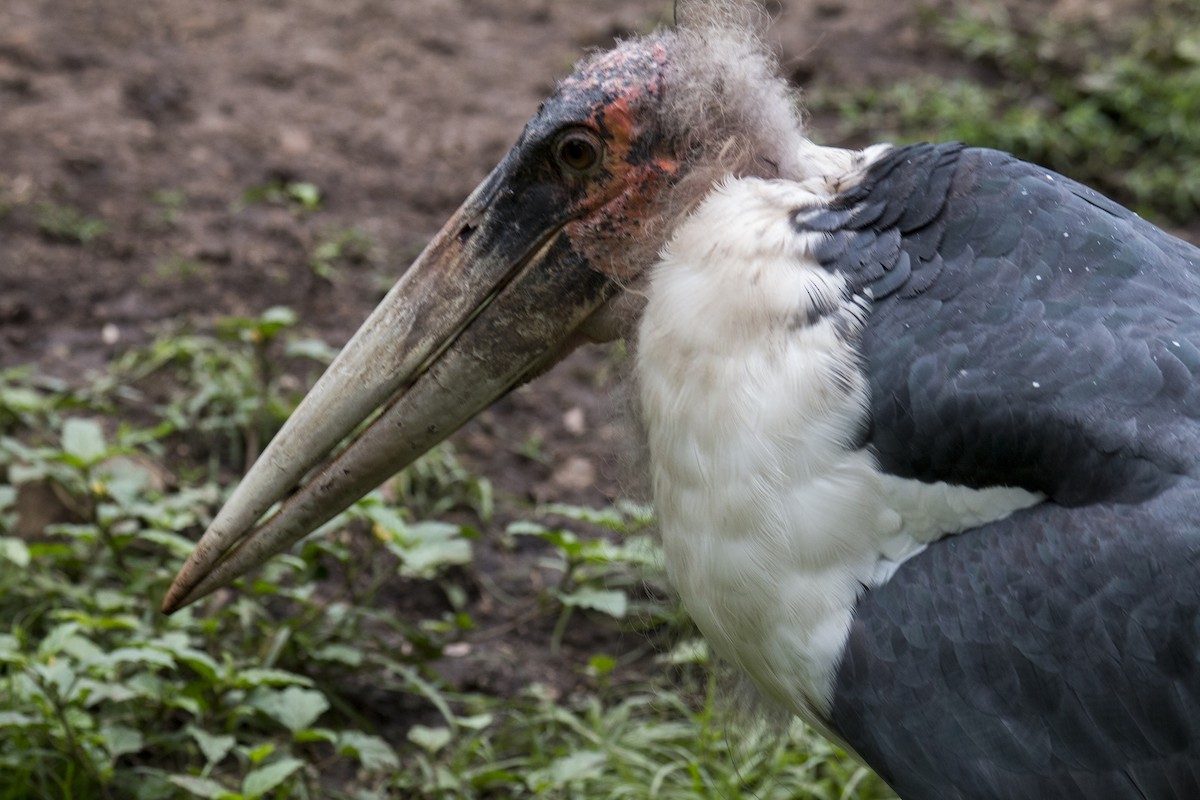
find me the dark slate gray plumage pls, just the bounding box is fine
[795,143,1200,799]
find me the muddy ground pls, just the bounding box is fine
[0,0,1172,757]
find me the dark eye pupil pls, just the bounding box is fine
[560,137,597,170]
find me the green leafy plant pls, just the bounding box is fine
[154,256,211,282]
[36,202,108,244]
[151,189,188,227]
[0,402,460,798]
[813,0,1200,224]
[0,340,897,799]
[393,681,896,799]
[507,501,661,653]
[0,367,75,432]
[308,227,375,281]
[239,181,323,214]
[388,441,493,521]
[111,307,325,473]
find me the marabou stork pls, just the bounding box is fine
[163,7,1200,798]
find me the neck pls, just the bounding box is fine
[637,175,889,719]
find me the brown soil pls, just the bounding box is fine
[0,0,1178,756]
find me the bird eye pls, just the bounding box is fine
[554,129,603,175]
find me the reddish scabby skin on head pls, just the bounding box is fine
[542,38,685,280]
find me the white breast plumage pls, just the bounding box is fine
[636,167,1043,723]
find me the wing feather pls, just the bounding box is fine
[795,143,1200,798]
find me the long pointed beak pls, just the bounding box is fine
[162,169,616,613]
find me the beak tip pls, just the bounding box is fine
[162,550,210,615]
[160,576,191,615]
[162,525,231,615]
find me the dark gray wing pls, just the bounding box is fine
[795,143,1200,798]
[834,488,1200,800]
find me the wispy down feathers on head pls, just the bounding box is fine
[571,0,808,188]
[554,0,811,284]
[662,0,808,182]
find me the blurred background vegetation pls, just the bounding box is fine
[813,0,1200,228]
[0,2,1197,798]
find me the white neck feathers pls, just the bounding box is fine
[636,159,1042,721]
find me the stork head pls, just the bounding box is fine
[163,18,806,613]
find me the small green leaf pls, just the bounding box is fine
[0,633,20,660]
[150,636,219,682]
[588,654,616,676]
[168,774,231,799]
[231,668,313,689]
[37,202,107,244]
[407,725,452,754]
[38,621,81,660]
[76,679,138,706]
[165,693,202,716]
[338,730,400,772]
[246,742,275,765]
[395,537,472,578]
[6,462,47,485]
[95,646,177,671]
[406,520,463,539]
[616,499,655,526]
[285,338,338,364]
[0,387,44,414]
[455,713,494,731]
[558,587,627,619]
[35,660,77,698]
[531,750,607,790]
[359,501,406,536]
[506,520,547,536]
[657,638,709,665]
[96,459,152,506]
[259,306,298,333]
[62,418,108,466]
[250,686,329,733]
[285,182,321,210]
[138,529,200,556]
[294,727,337,745]
[46,523,99,542]
[0,536,30,567]
[54,609,138,631]
[312,644,363,667]
[242,757,304,798]
[0,711,35,728]
[189,725,236,766]
[91,587,135,614]
[100,723,144,758]
[539,503,625,530]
